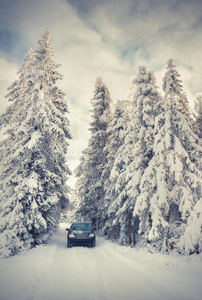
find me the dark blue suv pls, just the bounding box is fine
[66,222,96,248]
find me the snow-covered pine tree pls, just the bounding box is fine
[75,77,112,229]
[108,67,161,245]
[135,109,201,252]
[101,100,131,238]
[178,92,193,124]
[193,95,202,139]
[0,48,37,257]
[0,48,35,129]
[179,198,202,254]
[74,150,90,220]
[162,59,183,110]
[0,32,72,258]
[162,59,193,123]
[134,59,202,253]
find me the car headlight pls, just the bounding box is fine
[69,233,76,238]
[89,233,95,238]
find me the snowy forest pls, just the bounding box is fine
[0,32,201,258]
[73,63,202,255]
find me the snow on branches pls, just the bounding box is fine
[0,32,72,258]
[75,60,201,255]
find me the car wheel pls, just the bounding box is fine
[67,239,72,248]
[91,239,96,247]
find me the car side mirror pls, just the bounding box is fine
[66,228,69,231]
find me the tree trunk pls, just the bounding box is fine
[132,218,136,246]
[128,211,132,245]
[164,209,171,251]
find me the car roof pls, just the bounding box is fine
[71,222,91,225]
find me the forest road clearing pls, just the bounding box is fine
[0,223,201,300]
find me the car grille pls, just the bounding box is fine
[76,234,88,239]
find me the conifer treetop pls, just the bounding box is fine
[35,31,63,84]
[162,59,183,109]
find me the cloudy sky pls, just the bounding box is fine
[0,0,202,187]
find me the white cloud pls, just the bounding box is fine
[0,57,18,82]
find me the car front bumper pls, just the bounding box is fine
[68,236,95,246]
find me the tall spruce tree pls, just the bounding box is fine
[178,92,193,124]
[162,59,193,123]
[179,198,202,254]
[75,78,112,228]
[162,59,183,109]
[135,109,201,252]
[0,32,72,258]
[0,48,36,128]
[106,67,161,245]
[134,60,202,252]
[101,100,130,238]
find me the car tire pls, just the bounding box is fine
[91,239,96,247]
[67,239,72,248]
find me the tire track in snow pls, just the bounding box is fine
[69,242,122,300]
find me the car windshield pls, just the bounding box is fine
[70,223,91,230]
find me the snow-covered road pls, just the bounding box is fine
[0,224,201,300]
